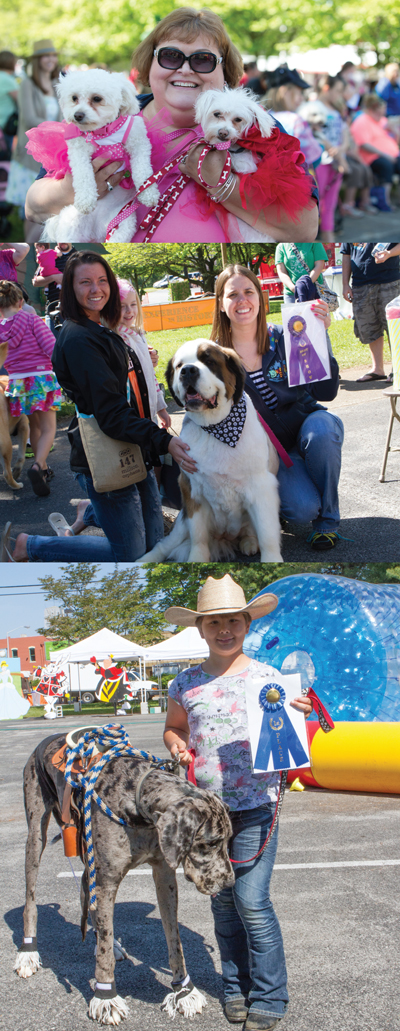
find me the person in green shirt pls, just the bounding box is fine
[275,242,328,303]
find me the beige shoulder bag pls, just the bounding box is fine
[78,414,147,493]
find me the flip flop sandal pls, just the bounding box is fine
[48,512,74,536]
[356,373,386,382]
[27,463,51,497]
[1,522,15,562]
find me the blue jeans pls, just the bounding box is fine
[211,804,288,1017]
[26,469,163,562]
[278,410,344,532]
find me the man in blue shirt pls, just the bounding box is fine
[341,242,400,381]
[376,63,400,118]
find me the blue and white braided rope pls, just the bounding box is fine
[64,724,165,909]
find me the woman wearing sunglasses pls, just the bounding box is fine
[26,8,318,242]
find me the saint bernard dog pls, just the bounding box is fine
[138,339,282,563]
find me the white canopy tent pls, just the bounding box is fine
[50,627,145,664]
[49,628,148,705]
[142,626,209,663]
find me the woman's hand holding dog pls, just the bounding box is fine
[26,152,127,222]
[179,143,232,188]
[168,436,197,473]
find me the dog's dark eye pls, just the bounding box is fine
[92,95,103,103]
[72,95,78,102]
[213,111,221,118]
[233,117,243,124]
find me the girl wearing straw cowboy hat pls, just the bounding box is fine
[164,574,312,1031]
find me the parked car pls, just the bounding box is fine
[153,274,174,289]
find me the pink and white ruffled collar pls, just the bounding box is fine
[63,114,129,141]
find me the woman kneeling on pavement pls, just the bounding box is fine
[211,265,344,551]
[3,251,195,562]
[164,573,313,1031]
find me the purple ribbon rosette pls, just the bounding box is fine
[255,683,309,771]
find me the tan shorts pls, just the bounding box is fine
[352,280,400,343]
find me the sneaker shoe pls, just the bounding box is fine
[245,1013,278,1031]
[224,998,249,1023]
[25,444,35,458]
[307,530,340,551]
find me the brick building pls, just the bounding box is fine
[0,635,51,674]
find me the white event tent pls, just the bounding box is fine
[50,627,146,664]
[142,626,209,663]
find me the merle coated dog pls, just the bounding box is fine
[14,733,234,1025]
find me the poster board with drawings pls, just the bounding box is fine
[245,668,310,772]
[282,300,331,388]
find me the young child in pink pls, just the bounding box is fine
[34,243,59,278]
[0,279,62,497]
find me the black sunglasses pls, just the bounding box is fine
[154,47,223,74]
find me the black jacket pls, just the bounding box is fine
[244,324,339,453]
[52,316,171,475]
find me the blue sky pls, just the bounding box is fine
[0,564,118,638]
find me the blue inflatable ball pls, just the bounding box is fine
[245,574,400,722]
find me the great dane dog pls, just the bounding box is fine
[14,733,234,1025]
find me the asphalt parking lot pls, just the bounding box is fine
[1,715,399,1031]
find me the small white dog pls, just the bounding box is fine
[195,86,276,242]
[34,70,159,242]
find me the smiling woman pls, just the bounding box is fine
[25,7,318,242]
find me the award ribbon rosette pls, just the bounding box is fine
[245,670,310,772]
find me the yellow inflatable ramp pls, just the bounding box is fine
[310,722,400,794]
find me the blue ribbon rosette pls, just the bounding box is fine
[254,683,309,771]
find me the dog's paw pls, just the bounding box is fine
[74,197,98,214]
[14,950,42,978]
[89,993,129,1025]
[139,185,160,208]
[239,535,259,556]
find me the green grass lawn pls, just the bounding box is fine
[24,701,142,719]
[147,316,391,401]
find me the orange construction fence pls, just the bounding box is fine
[142,293,269,333]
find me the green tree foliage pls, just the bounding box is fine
[141,563,400,625]
[36,564,167,645]
[3,0,400,68]
[105,243,275,297]
[34,563,400,643]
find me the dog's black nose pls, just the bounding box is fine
[217,129,229,140]
[180,364,199,384]
[74,112,85,122]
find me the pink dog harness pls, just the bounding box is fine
[26,114,137,189]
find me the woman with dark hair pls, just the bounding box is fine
[6,39,61,242]
[211,264,344,551]
[26,8,318,242]
[4,251,194,563]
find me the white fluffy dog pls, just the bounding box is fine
[195,86,276,242]
[138,339,282,563]
[40,70,159,242]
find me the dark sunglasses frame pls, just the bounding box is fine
[153,47,223,73]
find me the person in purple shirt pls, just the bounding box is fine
[0,243,29,282]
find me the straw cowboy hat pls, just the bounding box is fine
[164,574,278,627]
[28,40,59,59]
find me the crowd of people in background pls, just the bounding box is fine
[1,32,400,241]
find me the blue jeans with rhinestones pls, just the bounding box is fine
[211,804,289,1019]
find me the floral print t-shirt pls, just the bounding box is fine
[168,658,281,811]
